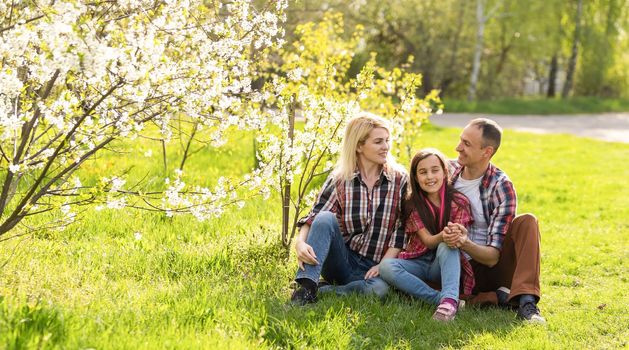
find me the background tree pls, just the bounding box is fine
[562,0,584,98]
[287,0,629,100]
[254,13,440,247]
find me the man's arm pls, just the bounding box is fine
[485,176,517,251]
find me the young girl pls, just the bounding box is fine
[380,148,474,322]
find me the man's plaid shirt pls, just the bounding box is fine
[449,161,517,251]
[298,165,408,263]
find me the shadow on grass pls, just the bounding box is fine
[262,289,520,349]
[218,235,521,348]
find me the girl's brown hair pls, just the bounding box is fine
[404,148,466,235]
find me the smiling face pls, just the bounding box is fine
[357,127,390,166]
[415,154,445,198]
[455,124,492,167]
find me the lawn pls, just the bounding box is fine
[0,125,628,349]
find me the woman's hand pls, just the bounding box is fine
[295,240,319,271]
[364,265,380,279]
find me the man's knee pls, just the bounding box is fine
[515,213,537,227]
[511,213,540,238]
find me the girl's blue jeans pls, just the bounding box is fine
[379,242,461,305]
[295,211,389,298]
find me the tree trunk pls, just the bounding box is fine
[441,0,467,95]
[547,54,558,97]
[468,0,486,101]
[562,0,583,98]
[281,100,295,248]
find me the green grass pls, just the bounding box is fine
[1,126,628,349]
[443,97,629,115]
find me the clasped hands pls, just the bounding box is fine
[442,222,469,249]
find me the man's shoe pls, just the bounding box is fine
[517,302,546,324]
[290,287,317,306]
[496,287,510,305]
[496,287,517,310]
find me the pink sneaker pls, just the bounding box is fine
[432,301,458,322]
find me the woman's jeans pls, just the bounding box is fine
[379,242,461,305]
[295,211,389,298]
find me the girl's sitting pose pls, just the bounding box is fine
[380,148,474,322]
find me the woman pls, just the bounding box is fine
[291,112,408,305]
[379,148,474,322]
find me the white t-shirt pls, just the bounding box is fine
[454,175,489,248]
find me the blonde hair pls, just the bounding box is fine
[334,112,401,180]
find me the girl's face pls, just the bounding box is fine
[415,155,445,196]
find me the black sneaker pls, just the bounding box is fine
[496,287,510,305]
[290,287,317,306]
[496,287,517,310]
[317,280,330,288]
[517,302,546,324]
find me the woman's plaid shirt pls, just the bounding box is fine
[298,165,408,263]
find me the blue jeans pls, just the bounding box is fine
[295,211,389,298]
[379,242,461,305]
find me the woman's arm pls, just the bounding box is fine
[364,247,402,279]
[294,224,319,270]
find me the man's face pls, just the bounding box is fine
[455,125,491,167]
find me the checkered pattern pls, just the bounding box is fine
[399,192,476,295]
[298,165,408,263]
[449,161,517,251]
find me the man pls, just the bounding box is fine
[443,118,545,323]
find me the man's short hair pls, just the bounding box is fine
[469,118,502,154]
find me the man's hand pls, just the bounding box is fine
[364,265,380,279]
[295,240,319,271]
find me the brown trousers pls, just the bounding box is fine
[470,213,541,304]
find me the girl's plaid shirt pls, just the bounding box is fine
[400,192,476,295]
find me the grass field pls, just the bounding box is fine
[1,125,628,349]
[443,97,629,115]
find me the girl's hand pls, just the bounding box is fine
[364,265,380,279]
[443,225,459,248]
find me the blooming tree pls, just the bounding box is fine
[0,0,287,238]
[253,13,442,247]
[0,1,442,248]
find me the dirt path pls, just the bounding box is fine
[429,113,629,143]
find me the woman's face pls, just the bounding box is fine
[357,127,390,166]
[415,155,445,196]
